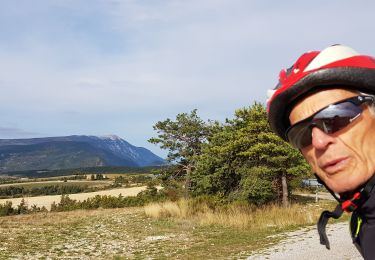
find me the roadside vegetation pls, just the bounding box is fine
[144,196,339,229]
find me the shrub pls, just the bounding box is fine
[0,201,15,216]
[17,199,28,214]
[144,197,329,229]
[50,186,167,213]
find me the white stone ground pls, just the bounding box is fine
[247,222,362,260]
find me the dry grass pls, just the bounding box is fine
[0,199,341,259]
[144,199,328,230]
[144,200,189,219]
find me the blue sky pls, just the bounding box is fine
[1,0,375,157]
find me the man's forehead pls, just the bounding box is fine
[289,88,359,125]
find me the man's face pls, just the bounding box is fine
[289,88,375,193]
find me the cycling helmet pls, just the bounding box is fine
[267,44,375,141]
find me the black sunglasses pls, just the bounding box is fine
[286,95,374,149]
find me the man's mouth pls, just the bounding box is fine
[321,157,349,174]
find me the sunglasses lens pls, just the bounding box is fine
[287,101,363,149]
[287,123,312,149]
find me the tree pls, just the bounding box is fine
[149,109,210,187]
[191,103,309,206]
[17,199,28,214]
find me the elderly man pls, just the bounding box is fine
[266,45,375,259]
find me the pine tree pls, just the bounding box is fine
[191,103,309,206]
[149,109,210,187]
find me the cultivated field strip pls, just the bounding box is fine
[0,186,147,210]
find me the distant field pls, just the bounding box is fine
[2,165,160,178]
[0,186,148,210]
[35,175,87,181]
[0,180,111,189]
[103,173,153,179]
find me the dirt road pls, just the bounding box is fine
[247,222,362,260]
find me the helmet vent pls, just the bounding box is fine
[304,45,359,72]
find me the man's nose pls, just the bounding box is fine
[311,127,335,150]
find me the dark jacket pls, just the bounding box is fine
[351,183,375,259]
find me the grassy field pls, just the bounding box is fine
[0,197,342,259]
[0,186,149,210]
[0,172,153,189]
[0,180,111,189]
[103,173,153,179]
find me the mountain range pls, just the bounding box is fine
[0,135,165,173]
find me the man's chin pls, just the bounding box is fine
[329,179,363,194]
[323,175,358,194]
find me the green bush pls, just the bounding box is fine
[0,184,168,216]
[0,200,47,216]
[159,180,186,201]
[0,184,89,198]
[50,185,167,212]
[0,201,15,216]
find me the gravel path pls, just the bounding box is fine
[247,222,362,260]
[297,192,336,201]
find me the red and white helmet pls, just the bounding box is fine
[267,44,375,141]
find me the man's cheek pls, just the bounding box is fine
[303,154,318,172]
